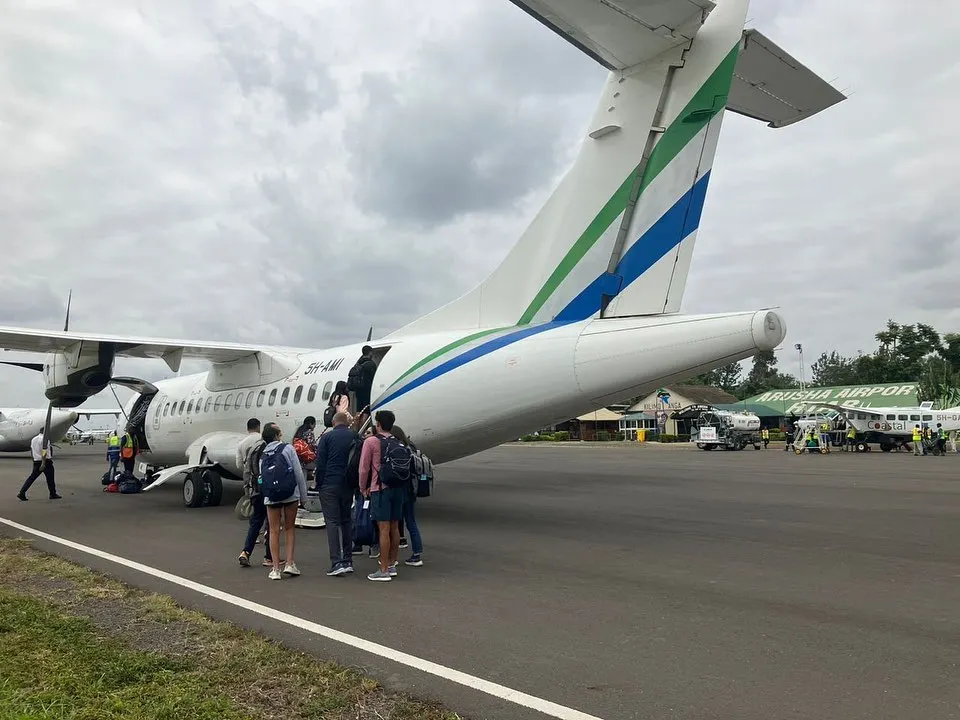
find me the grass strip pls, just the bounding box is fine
[0,538,462,720]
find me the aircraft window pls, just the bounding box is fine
[187,400,194,414]
[280,387,290,405]
[154,403,162,422]
[294,385,303,403]
[245,391,254,409]
[214,396,222,411]
[322,381,333,400]
[235,394,243,410]
[922,414,933,421]
[204,397,212,413]
[179,401,185,415]
[910,414,920,421]
[256,390,265,408]
[307,383,318,402]
[225,393,234,410]
[163,404,169,417]
[886,414,896,421]
[898,414,908,421]
[269,389,277,406]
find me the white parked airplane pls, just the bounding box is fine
[0,406,122,453]
[818,402,960,452]
[0,0,845,507]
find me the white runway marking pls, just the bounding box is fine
[0,517,604,720]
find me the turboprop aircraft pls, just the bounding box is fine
[816,402,960,452]
[0,406,122,452]
[0,0,845,507]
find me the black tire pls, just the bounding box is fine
[202,469,223,507]
[880,443,893,452]
[856,441,869,453]
[183,471,205,508]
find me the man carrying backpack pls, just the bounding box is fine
[359,409,413,582]
[347,346,378,414]
[236,418,274,568]
[314,411,361,576]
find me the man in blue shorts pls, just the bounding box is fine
[359,410,405,582]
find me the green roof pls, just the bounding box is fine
[736,382,918,416]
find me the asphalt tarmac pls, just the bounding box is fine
[1,443,959,720]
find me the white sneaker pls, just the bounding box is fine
[282,562,301,577]
[268,568,282,581]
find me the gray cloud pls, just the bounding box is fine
[0,0,958,411]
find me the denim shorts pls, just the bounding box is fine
[371,487,405,523]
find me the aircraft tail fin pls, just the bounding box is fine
[389,0,845,337]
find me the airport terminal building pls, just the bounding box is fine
[718,383,919,425]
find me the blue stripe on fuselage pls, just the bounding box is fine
[374,171,712,409]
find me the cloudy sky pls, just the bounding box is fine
[1,0,957,416]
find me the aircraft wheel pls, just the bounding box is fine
[183,471,205,508]
[234,495,253,521]
[880,443,893,452]
[856,441,869,453]
[202,469,223,507]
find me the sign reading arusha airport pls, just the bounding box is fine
[746,383,918,416]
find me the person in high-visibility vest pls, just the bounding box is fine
[819,422,831,450]
[846,424,857,452]
[936,423,946,456]
[912,425,923,456]
[106,431,121,480]
[119,430,139,475]
[761,428,769,449]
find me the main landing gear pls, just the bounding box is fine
[182,468,223,508]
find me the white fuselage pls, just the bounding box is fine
[130,310,784,470]
[0,408,78,452]
[846,406,960,438]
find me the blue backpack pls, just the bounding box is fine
[259,443,297,502]
[378,434,413,489]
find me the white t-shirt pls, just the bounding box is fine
[30,434,52,462]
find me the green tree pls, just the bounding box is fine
[688,361,743,395]
[739,350,798,398]
[810,351,858,387]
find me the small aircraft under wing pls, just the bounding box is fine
[814,402,960,452]
[0,406,122,452]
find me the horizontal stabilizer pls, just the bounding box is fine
[508,0,715,70]
[729,29,846,128]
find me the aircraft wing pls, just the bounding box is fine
[508,2,845,127]
[0,325,311,368]
[508,0,715,70]
[813,403,884,417]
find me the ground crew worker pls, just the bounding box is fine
[846,424,857,452]
[119,429,139,475]
[106,431,121,480]
[820,421,831,450]
[761,428,769,449]
[936,423,946,456]
[912,425,923,456]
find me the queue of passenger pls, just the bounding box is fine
[235,349,427,582]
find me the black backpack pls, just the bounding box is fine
[346,361,363,391]
[378,434,413,489]
[344,434,364,491]
[323,402,337,429]
[246,439,266,494]
[260,443,297,502]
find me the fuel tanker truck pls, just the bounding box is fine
[694,409,762,451]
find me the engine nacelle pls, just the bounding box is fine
[43,342,115,407]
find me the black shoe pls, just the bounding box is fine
[399,537,409,549]
[50,494,62,500]
[17,493,27,501]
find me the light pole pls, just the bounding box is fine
[795,343,806,391]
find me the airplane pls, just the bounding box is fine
[813,402,960,453]
[0,406,122,452]
[0,0,846,509]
